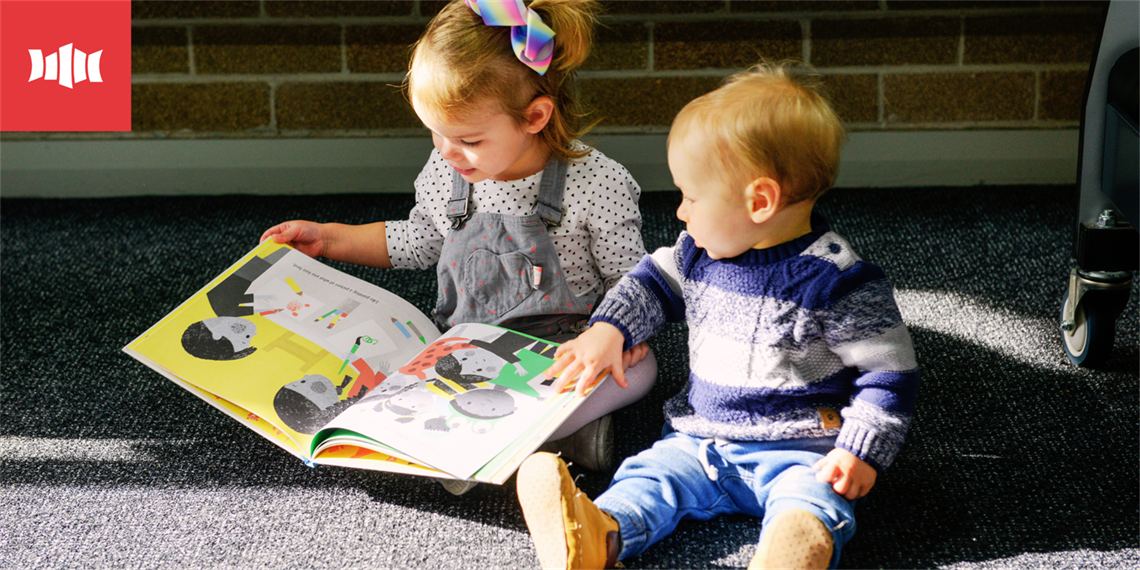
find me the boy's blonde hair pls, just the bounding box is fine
[669,62,846,205]
[407,0,600,163]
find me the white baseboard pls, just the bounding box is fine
[0,129,1077,198]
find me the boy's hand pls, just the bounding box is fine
[260,221,326,258]
[814,448,877,500]
[544,322,627,396]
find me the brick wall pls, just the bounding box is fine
[10,0,1106,139]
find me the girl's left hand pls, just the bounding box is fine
[622,342,650,370]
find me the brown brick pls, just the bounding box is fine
[732,2,881,13]
[423,1,724,20]
[1046,1,1109,7]
[1040,70,1087,122]
[600,1,725,15]
[133,27,189,74]
[884,72,1034,123]
[347,25,423,73]
[195,25,341,74]
[965,14,1100,65]
[584,22,649,71]
[276,83,422,130]
[885,1,1026,10]
[265,1,415,18]
[823,74,878,123]
[132,83,270,131]
[132,1,260,19]
[420,1,451,17]
[655,20,801,70]
[812,17,958,67]
[579,76,724,127]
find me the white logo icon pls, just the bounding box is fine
[28,43,103,88]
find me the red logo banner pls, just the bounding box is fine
[0,0,131,131]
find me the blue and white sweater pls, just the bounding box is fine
[590,216,920,471]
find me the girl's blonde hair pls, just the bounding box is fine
[407,0,600,163]
[669,62,847,205]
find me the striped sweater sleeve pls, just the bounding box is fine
[589,234,689,350]
[819,263,921,472]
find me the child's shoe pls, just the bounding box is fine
[517,452,621,569]
[538,414,614,472]
[437,478,478,496]
[748,509,833,570]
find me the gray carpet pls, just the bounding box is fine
[2,185,1137,569]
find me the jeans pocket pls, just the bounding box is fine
[464,249,534,316]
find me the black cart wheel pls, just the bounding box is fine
[1062,293,1116,366]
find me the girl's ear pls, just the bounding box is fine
[745,177,782,224]
[523,96,555,133]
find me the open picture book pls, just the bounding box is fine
[123,240,605,484]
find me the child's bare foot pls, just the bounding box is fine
[516,452,621,569]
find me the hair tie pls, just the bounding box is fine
[466,0,555,75]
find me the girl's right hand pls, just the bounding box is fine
[260,220,326,258]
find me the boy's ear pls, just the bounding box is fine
[745,176,782,223]
[523,96,555,133]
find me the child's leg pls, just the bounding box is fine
[548,348,657,439]
[539,350,657,471]
[750,462,857,570]
[592,431,742,559]
[519,432,731,567]
[517,452,622,569]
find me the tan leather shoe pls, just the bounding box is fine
[517,452,621,569]
[748,509,833,570]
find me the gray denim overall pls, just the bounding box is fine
[434,159,597,340]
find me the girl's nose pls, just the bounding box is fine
[436,136,461,160]
[676,202,688,223]
[430,134,453,159]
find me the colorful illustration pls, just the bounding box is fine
[317,324,577,478]
[181,316,258,361]
[273,373,360,434]
[124,241,602,484]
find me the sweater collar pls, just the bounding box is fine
[721,212,831,265]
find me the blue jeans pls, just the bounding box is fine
[594,429,857,569]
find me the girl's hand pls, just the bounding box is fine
[623,342,650,370]
[544,322,627,396]
[260,221,326,258]
[814,448,878,500]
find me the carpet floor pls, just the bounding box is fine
[2,185,1136,569]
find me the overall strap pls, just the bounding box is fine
[445,158,568,230]
[446,168,472,230]
[534,158,568,228]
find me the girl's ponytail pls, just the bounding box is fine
[528,0,599,73]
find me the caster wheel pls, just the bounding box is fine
[1061,293,1115,367]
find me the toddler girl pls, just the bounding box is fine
[261,0,657,490]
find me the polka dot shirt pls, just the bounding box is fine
[386,145,647,300]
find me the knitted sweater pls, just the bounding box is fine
[590,216,920,471]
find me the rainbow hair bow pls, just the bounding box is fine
[466,0,556,75]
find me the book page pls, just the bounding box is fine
[124,241,441,456]
[315,323,598,480]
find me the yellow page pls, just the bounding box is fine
[125,241,441,458]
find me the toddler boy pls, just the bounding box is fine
[517,63,921,569]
